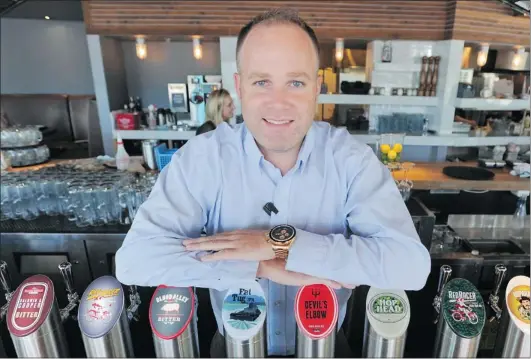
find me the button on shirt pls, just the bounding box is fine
[116,121,431,356]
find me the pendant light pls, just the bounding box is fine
[476,44,489,67]
[136,37,147,60]
[335,38,344,63]
[193,36,203,60]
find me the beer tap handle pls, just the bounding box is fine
[126,285,141,322]
[0,261,13,300]
[433,265,452,324]
[58,262,75,295]
[58,262,79,322]
[0,261,13,322]
[488,264,507,322]
[492,264,507,298]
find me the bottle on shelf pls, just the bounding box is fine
[115,134,130,171]
[128,97,136,113]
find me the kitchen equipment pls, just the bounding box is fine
[168,83,189,113]
[142,140,159,170]
[362,288,410,358]
[295,284,338,358]
[157,108,167,127]
[187,75,222,127]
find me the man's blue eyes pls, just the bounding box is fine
[253,81,305,87]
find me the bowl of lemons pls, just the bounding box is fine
[378,133,405,170]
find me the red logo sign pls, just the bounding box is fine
[294,284,338,340]
[7,275,55,337]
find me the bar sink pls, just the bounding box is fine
[461,239,526,255]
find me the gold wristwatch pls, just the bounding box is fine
[266,224,297,260]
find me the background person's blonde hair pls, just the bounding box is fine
[205,89,232,125]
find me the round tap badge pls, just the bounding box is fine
[149,286,195,340]
[505,275,530,335]
[442,278,486,339]
[366,287,410,339]
[78,276,125,338]
[294,284,338,340]
[222,281,267,341]
[7,275,55,337]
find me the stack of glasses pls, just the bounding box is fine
[0,165,158,227]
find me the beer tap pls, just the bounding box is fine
[487,264,507,322]
[0,260,13,321]
[432,265,452,324]
[126,285,141,322]
[58,262,80,322]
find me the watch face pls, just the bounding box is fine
[270,225,296,243]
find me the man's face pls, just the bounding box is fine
[234,23,321,154]
[522,299,530,310]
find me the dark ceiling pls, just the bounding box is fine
[1,0,83,21]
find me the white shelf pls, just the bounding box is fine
[115,129,528,147]
[114,130,196,141]
[454,98,530,111]
[318,94,438,106]
[350,133,530,147]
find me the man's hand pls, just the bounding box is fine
[183,229,275,262]
[258,259,347,290]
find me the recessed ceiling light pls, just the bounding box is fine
[44,16,50,20]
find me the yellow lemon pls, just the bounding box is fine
[387,150,397,160]
[380,144,391,154]
[392,143,403,153]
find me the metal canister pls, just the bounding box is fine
[78,276,134,358]
[149,285,199,358]
[295,284,338,358]
[6,274,69,357]
[142,140,159,170]
[222,281,267,358]
[499,275,530,358]
[362,287,410,358]
[433,278,486,358]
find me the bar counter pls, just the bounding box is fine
[9,159,529,191]
[393,162,530,191]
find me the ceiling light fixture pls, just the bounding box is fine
[476,44,489,67]
[192,36,203,60]
[44,16,50,20]
[335,38,344,63]
[136,37,147,60]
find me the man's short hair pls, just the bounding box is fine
[235,8,320,70]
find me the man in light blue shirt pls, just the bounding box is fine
[115,8,431,357]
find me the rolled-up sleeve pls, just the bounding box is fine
[115,140,259,291]
[286,147,431,290]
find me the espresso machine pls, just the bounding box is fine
[186,75,222,127]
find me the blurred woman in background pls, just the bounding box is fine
[196,89,235,135]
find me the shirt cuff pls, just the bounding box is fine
[285,229,328,276]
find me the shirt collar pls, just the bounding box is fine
[243,122,316,170]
